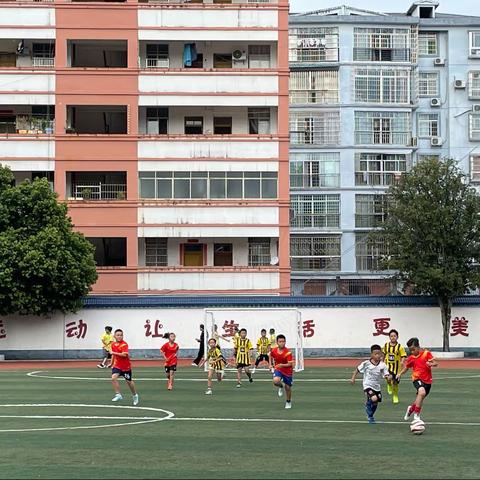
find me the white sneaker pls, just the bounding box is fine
[205,389,213,395]
[413,413,421,422]
[285,401,292,409]
[236,383,242,388]
[132,394,139,406]
[252,367,256,374]
[112,393,123,402]
[278,386,284,397]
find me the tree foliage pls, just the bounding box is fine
[0,166,98,315]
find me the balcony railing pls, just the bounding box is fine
[291,257,340,271]
[353,48,411,62]
[355,172,400,186]
[290,91,339,105]
[145,58,170,69]
[355,131,410,146]
[32,57,54,68]
[290,174,340,189]
[291,214,340,229]
[72,183,127,201]
[0,119,54,135]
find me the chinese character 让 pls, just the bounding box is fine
[372,318,390,336]
[222,320,239,338]
[451,317,469,337]
[302,319,316,338]
[144,319,164,338]
[65,319,88,339]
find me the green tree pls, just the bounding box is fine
[380,158,480,351]
[0,166,98,315]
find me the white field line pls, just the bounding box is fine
[0,415,159,420]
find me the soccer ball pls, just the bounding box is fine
[410,419,426,435]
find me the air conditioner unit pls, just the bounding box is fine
[410,136,418,147]
[431,136,443,146]
[232,50,247,62]
[431,97,441,107]
[471,48,480,57]
[434,57,446,66]
[472,104,480,113]
[454,79,466,89]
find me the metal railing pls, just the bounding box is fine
[355,172,399,187]
[0,119,54,135]
[72,183,127,200]
[291,257,341,271]
[32,57,54,68]
[290,173,340,189]
[301,278,402,296]
[355,131,410,146]
[145,58,170,69]
[290,214,340,229]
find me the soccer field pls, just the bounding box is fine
[1,363,479,479]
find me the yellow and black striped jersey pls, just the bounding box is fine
[269,334,277,349]
[382,342,407,375]
[207,346,225,371]
[257,336,271,355]
[233,332,240,349]
[235,338,253,364]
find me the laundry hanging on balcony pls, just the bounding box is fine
[183,43,198,67]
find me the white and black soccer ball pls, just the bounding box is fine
[410,419,426,435]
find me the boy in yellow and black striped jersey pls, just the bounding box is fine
[205,338,226,395]
[254,329,271,372]
[236,328,254,388]
[382,329,407,404]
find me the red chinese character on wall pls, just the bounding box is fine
[222,320,239,338]
[0,319,6,339]
[373,318,390,336]
[302,319,316,338]
[65,319,88,339]
[451,317,469,337]
[145,319,164,338]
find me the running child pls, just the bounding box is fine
[382,329,407,404]
[269,328,277,350]
[97,325,114,369]
[398,337,438,421]
[270,334,294,409]
[254,329,271,373]
[205,338,226,395]
[351,344,390,423]
[160,332,179,391]
[110,329,139,405]
[235,328,253,388]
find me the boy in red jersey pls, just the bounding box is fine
[111,329,139,405]
[397,337,438,421]
[160,332,179,391]
[270,334,294,409]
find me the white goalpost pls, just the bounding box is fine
[203,308,304,372]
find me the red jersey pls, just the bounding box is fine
[270,347,294,376]
[161,342,179,367]
[111,340,131,371]
[405,349,434,384]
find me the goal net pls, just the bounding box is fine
[203,308,304,372]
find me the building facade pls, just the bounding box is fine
[289,1,480,296]
[0,0,290,295]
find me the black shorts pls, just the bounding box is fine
[103,349,112,359]
[413,380,432,396]
[364,388,382,402]
[256,354,269,362]
[237,363,250,369]
[112,368,133,381]
[388,371,400,383]
[165,365,177,374]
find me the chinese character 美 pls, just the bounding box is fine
[0,319,6,339]
[65,319,88,339]
[451,317,469,337]
[302,319,316,338]
[372,318,390,337]
[145,319,164,338]
[222,320,240,338]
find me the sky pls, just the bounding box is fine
[290,0,479,16]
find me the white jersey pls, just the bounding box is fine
[357,360,389,391]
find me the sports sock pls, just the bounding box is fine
[414,405,422,414]
[392,383,399,396]
[371,402,378,415]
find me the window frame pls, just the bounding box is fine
[417,112,440,138]
[418,32,438,56]
[418,71,439,97]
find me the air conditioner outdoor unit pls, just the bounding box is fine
[431,97,441,107]
[232,50,247,62]
[471,48,480,56]
[472,104,480,113]
[454,79,466,89]
[431,136,443,147]
[434,57,445,66]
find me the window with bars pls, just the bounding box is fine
[355,111,410,145]
[289,27,339,63]
[290,152,340,188]
[418,32,438,56]
[355,194,388,228]
[355,233,388,272]
[353,27,411,62]
[470,114,480,141]
[471,156,480,183]
[290,235,341,271]
[146,44,169,68]
[290,70,339,104]
[355,153,407,186]
[290,111,340,146]
[290,194,340,229]
[418,154,440,162]
[145,238,168,267]
[248,108,271,134]
[32,42,55,58]
[248,45,271,68]
[469,31,480,57]
[418,72,439,96]
[469,71,480,99]
[354,68,411,104]
[418,113,439,137]
[248,238,271,266]
[139,171,277,199]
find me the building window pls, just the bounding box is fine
[469,31,480,57]
[290,152,340,188]
[146,44,169,68]
[248,45,271,68]
[290,235,341,271]
[418,113,439,138]
[355,111,410,145]
[248,108,271,134]
[213,117,232,135]
[214,243,233,266]
[355,153,408,186]
[146,107,168,135]
[145,238,167,266]
[469,71,480,99]
[290,111,340,146]
[183,243,204,267]
[139,171,277,200]
[289,27,339,63]
[87,237,127,267]
[213,53,232,68]
[418,72,439,96]
[355,233,388,272]
[353,27,410,62]
[354,68,410,104]
[290,70,339,104]
[184,117,203,134]
[418,154,440,162]
[290,194,341,229]
[471,156,480,183]
[470,114,480,141]
[418,33,438,56]
[248,238,271,266]
[355,194,388,228]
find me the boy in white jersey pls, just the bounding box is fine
[351,344,391,424]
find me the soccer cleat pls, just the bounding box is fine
[278,386,284,397]
[404,405,413,420]
[191,362,197,367]
[236,383,242,388]
[205,388,213,395]
[97,364,105,369]
[392,394,399,404]
[132,394,139,406]
[368,416,376,424]
[285,401,292,409]
[249,377,253,384]
[413,413,421,422]
[112,393,123,402]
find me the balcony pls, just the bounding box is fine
[0,106,54,135]
[67,172,127,201]
[0,40,54,69]
[12,171,54,189]
[67,40,127,68]
[355,171,401,187]
[290,173,340,189]
[66,106,127,135]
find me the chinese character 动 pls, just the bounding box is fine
[451,317,469,337]
[65,319,88,339]
[373,318,390,336]
[302,319,315,338]
[222,320,239,338]
[145,319,164,338]
[0,319,6,339]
